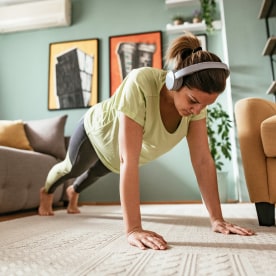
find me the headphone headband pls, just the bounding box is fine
[174,62,229,79]
[166,62,230,91]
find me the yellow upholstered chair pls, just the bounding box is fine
[235,97,276,226]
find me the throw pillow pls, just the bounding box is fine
[0,120,33,150]
[24,115,68,159]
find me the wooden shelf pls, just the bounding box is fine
[258,0,276,19]
[262,36,276,55]
[266,81,276,95]
[165,0,199,8]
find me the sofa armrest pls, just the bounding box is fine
[0,146,63,214]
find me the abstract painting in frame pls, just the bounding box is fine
[48,38,99,110]
[109,31,163,96]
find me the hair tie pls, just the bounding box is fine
[181,48,193,60]
[181,47,202,60]
[193,47,202,53]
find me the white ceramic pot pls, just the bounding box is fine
[217,171,228,203]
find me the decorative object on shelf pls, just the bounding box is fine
[200,0,216,31]
[207,102,232,172]
[48,38,99,110]
[172,15,185,25]
[109,31,163,96]
[193,9,201,23]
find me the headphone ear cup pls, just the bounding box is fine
[165,70,183,91]
[172,78,183,91]
[165,71,175,91]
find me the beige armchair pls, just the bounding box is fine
[235,97,276,226]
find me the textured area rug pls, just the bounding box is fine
[1,204,276,276]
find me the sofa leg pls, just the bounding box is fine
[255,202,275,226]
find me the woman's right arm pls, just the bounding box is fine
[118,112,167,250]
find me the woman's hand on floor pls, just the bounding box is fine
[127,229,167,250]
[212,219,255,236]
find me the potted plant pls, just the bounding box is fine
[172,15,184,25]
[200,0,216,31]
[192,9,201,23]
[207,102,232,171]
[207,102,232,202]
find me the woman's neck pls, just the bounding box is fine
[159,85,182,133]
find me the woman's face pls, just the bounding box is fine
[174,86,219,117]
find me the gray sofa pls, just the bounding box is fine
[0,115,70,214]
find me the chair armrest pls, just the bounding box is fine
[261,115,276,157]
[235,97,276,202]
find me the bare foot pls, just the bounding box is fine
[38,187,54,216]
[66,185,80,214]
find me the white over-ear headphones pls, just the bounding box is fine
[165,62,230,91]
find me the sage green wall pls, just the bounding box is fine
[0,0,270,203]
[224,0,275,201]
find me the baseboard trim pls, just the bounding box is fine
[80,201,202,206]
[79,199,241,206]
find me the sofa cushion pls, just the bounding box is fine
[24,115,67,159]
[261,115,276,157]
[0,120,33,150]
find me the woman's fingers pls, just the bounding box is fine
[144,236,167,250]
[227,224,255,236]
[212,220,255,236]
[127,230,168,250]
[146,231,167,244]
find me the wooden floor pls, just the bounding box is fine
[0,201,239,222]
[0,202,193,222]
[0,210,37,222]
[0,207,66,222]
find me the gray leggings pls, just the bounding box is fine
[46,118,110,194]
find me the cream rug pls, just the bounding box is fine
[1,204,276,276]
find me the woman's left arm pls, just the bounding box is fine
[186,118,254,236]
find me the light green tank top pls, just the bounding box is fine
[84,67,206,173]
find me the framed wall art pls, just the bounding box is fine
[48,38,99,110]
[196,34,208,50]
[109,31,163,96]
